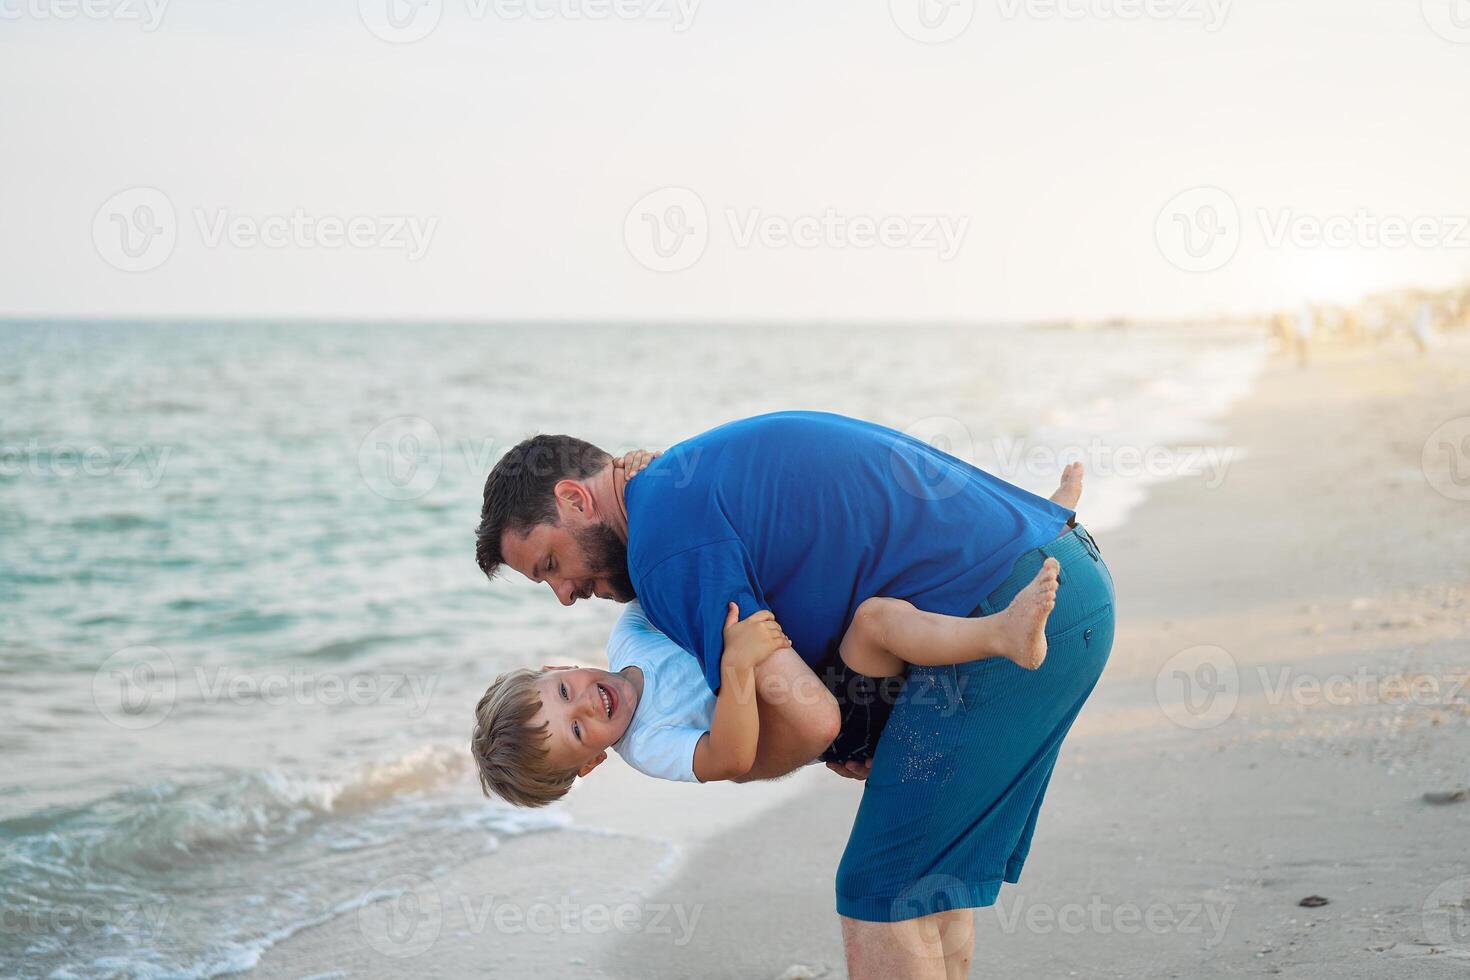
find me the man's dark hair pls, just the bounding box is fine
[476,434,611,579]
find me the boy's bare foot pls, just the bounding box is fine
[1050,461,1084,510]
[997,558,1060,669]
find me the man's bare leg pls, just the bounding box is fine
[842,913,974,980]
[938,910,976,980]
[730,646,839,782]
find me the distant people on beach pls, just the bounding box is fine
[1411,302,1435,354]
[1266,290,1468,362]
[1293,303,1315,368]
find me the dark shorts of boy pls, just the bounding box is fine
[815,646,905,765]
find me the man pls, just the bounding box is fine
[476,411,1115,979]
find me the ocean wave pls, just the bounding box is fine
[90,747,470,871]
[1,744,568,979]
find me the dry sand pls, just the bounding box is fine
[257,335,1470,979]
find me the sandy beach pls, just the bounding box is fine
[255,333,1470,979]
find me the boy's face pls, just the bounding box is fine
[531,666,639,777]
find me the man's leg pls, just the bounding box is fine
[938,910,976,980]
[732,647,840,782]
[841,913,974,980]
[837,529,1114,980]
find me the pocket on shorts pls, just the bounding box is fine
[1046,602,1113,646]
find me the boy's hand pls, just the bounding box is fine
[613,448,662,480]
[721,603,790,671]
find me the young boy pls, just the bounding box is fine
[471,460,1084,805]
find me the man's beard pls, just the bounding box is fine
[575,523,636,602]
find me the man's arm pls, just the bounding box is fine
[692,605,787,782]
[731,647,841,782]
[637,542,842,781]
[695,644,843,782]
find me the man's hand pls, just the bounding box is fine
[721,603,789,673]
[826,759,873,781]
[613,448,662,480]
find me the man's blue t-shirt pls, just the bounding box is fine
[624,411,1074,692]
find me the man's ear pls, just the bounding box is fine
[553,478,590,516]
[577,751,608,778]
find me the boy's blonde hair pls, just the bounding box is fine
[470,667,577,808]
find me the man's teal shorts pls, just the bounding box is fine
[835,524,1115,922]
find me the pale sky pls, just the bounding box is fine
[2,0,1468,321]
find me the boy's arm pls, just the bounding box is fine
[614,448,661,479]
[692,604,789,782]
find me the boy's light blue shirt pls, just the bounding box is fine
[607,602,714,783]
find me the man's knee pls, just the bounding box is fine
[841,913,959,980]
[935,909,975,979]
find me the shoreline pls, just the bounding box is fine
[254,336,1470,979]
